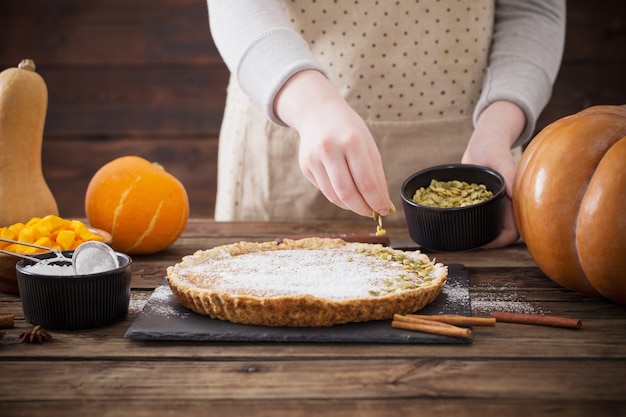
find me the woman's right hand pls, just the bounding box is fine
[274,70,395,218]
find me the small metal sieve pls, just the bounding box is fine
[0,237,119,275]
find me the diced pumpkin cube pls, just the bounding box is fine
[4,243,21,253]
[21,245,40,255]
[68,220,84,231]
[8,223,25,234]
[33,236,55,250]
[25,217,42,226]
[37,215,68,233]
[77,227,100,241]
[55,229,76,250]
[18,227,36,244]
[0,227,17,241]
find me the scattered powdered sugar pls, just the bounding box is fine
[471,299,541,314]
[424,276,470,315]
[142,284,190,319]
[423,276,545,316]
[128,292,151,314]
[179,249,440,300]
[471,284,545,315]
[444,279,469,305]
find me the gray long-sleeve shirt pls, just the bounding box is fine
[207,0,565,146]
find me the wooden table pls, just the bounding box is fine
[1,219,625,416]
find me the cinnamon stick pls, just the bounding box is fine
[0,314,14,329]
[406,314,496,327]
[392,314,473,339]
[490,311,582,329]
[393,314,452,328]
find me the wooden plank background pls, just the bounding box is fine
[0,0,624,219]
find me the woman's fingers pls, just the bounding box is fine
[300,125,394,217]
[301,139,375,217]
[344,140,395,216]
[300,161,351,212]
[481,197,519,248]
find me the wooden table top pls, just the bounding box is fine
[1,219,625,416]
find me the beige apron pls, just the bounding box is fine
[215,0,495,221]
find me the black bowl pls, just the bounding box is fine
[401,164,506,251]
[16,251,132,330]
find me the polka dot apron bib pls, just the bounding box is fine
[215,0,494,221]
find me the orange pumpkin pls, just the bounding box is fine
[85,156,189,254]
[513,105,626,304]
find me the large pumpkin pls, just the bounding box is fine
[513,105,626,304]
[85,156,189,255]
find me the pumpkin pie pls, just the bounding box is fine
[166,238,447,327]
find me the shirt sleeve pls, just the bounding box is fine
[474,0,566,147]
[206,0,326,125]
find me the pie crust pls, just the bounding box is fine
[166,238,447,327]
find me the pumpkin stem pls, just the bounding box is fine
[18,59,36,72]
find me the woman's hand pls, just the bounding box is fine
[462,100,526,248]
[274,70,395,217]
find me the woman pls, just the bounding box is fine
[206,0,566,247]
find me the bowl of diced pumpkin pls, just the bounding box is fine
[0,215,111,294]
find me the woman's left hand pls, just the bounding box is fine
[462,100,527,248]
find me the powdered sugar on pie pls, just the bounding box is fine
[166,238,447,327]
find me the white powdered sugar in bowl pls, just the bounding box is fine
[23,262,75,276]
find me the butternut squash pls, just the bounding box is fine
[0,59,58,226]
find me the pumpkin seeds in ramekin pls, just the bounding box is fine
[412,179,493,208]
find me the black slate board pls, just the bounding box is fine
[125,264,471,344]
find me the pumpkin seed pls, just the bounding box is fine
[364,245,439,297]
[372,206,395,237]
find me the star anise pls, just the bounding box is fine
[19,325,52,344]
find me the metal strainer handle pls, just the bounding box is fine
[0,237,69,263]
